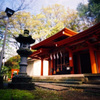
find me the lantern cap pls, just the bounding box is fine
[24,29,29,35]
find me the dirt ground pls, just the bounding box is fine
[58,89,100,100]
[32,86,100,100]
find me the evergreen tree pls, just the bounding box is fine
[77,0,100,25]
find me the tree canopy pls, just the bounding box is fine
[9,4,83,42]
[1,2,96,61]
[5,55,20,71]
[77,0,100,26]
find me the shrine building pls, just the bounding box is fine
[27,22,100,76]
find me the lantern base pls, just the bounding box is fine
[8,75,35,90]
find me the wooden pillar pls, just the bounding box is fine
[51,59,53,75]
[69,50,74,74]
[96,51,100,73]
[41,59,43,76]
[60,52,63,71]
[53,54,56,74]
[89,46,97,73]
[50,54,53,75]
[48,60,53,75]
[77,54,81,74]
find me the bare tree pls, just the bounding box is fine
[0,0,37,70]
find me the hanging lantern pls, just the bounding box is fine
[53,70,56,74]
[57,68,59,72]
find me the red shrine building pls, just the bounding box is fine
[27,22,100,76]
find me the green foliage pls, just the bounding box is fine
[88,0,100,23]
[0,88,61,100]
[5,55,20,71]
[7,4,83,42]
[1,3,86,46]
[0,3,91,60]
[0,89,35,100]
[77,0,100,25]
[1,66,9,75]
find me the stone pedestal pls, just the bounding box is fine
[8,75,35,90]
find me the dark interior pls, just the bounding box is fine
[80,52,92,73]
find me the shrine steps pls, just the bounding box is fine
[32,74,85,84]
[32,74,100,84]
[32,74,100,92]
[84,74,100,85]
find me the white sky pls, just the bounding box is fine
[0,0,88,14]
[30,0,88,14]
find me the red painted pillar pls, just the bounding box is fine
[69,50,74,74]
[48,60,53,75]
[49,55,53,75]
[41,59,43,76]
[89,46,97,73]
[51,59,53,75]
[96,51,100,73]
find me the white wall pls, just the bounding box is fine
[27,59,49,76]
[33,60,41,76]
[27,61,34,76]
[43,60,49,76]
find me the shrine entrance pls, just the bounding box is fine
[73,51,92,74]
[80,52,91,73]
[52,50,71,75]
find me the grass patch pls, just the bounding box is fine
[0,87,62,100]
[0,89,35,100]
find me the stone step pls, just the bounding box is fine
[62,77,85,81]
[63,81,83,84]
[54,83,100,90]
[84,74,100,80]
[84,74,100,85]
[85,80,100,85]
[32,74,85,80]
[33,80,83,84]
[32,76,85,83]
[33,74,100,92]
[35,82,68,91]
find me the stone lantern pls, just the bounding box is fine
[15,29,35,76]
[8,29,35,90]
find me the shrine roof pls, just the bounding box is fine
[30,48,50,59]
[31,28,77,50]
[30,22,100,59]
[55,22,100,47]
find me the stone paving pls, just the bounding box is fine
[35,82,69,91]
[34,82,100,93]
